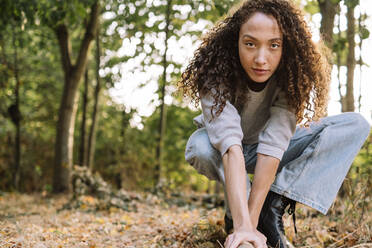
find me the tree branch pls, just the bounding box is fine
[74,1,100,78]
[55,24,72,74]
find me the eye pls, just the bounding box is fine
[271,43,281,49]
[244,41,255,47]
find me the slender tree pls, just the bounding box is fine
[11,25,21,190]
[344,0,357,112]
[53,2,100,192]
[0,0,36,190]
[356,11,369,112]
[87,31,102,169]
[79,69,89,166]
[336,13,345,109]
[154,0,172,186]
[357,12,362,112]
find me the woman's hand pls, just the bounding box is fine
[224,228,267,248]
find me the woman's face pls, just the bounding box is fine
[238,12,283,83]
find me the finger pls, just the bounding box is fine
[250,239,264,248]
[261,234,267,243]
[224,235,233,248]
[229,237,243,248]
[254,232,267,247]
[258,236,266,246]
[255,241,266,248]
[256,231,267,242]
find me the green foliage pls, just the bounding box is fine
[0,0,65,191]
[36,0,97,28]
[332,35,348,65]
[101,0,239,89]
[144,104,202,187]
[89,98,206,191]
[0,0,38,27]
[359,26,369,40]
[304,0,319,15]
[344,0,359,8]
[358,13,370,42]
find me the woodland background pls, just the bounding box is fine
[0,0,371,247]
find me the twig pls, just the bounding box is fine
[358,184,367,224]
[328,228,360,248]
[217,239,224,248]
[349,243,372,248]
[297,227,361,248]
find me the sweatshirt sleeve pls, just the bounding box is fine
[257,89,296,160]
[200,90,243,156]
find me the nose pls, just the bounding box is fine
[254,48,267,65]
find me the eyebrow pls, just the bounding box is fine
[242,34,282,42]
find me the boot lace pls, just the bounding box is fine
[287,200,297,234]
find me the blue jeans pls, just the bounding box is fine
[185,113,371,215]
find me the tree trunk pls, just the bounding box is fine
[79,69,89,166]
[345,1,356,112]
[53,2,100,193]
[336,13,346,110]
[357,13,362,112]
[339,1,358,198]
[318,0,339,48]
[154,0,172,186]
[12,26,21,190]
[87,31,101,169]
[317,0,339,115]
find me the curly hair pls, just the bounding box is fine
[179,0,330,125]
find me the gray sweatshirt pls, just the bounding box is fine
[193,77,297,160]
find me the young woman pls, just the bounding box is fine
[179,0,371,247]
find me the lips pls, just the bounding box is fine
[252,68,269,76]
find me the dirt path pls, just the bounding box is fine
[0,193,371,247]
[0,193,226,247]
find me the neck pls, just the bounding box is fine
[246,77,269,92]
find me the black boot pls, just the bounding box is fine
[257,191,296,248]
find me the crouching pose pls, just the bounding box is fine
[179,0,371,247]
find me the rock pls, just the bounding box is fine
[61,165,137,212]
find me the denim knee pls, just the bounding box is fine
[185,129,210,161]
[185,128,221,180]
[343,112,371,140]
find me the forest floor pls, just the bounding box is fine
[0,191,371,248]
